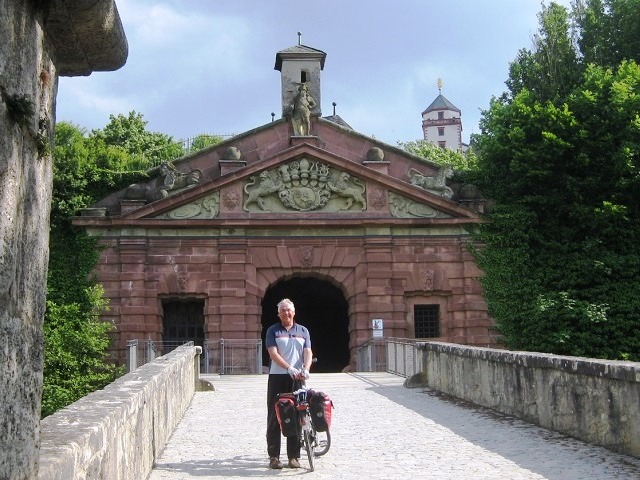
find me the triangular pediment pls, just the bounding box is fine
[116,142,477,224]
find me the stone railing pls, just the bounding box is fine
[38,345,203,479]
[415,342,640,458]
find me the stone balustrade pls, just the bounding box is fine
[416,342,640,457]
[38,345,202,479]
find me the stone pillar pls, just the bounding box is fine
[0,3,55,477]
[0,2,127,477]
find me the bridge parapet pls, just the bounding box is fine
[416,342,640,458]
[38,345,202,479]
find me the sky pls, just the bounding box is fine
[56,0,572,147]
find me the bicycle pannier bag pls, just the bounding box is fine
[308,390,333,432]
[275,393,298,437]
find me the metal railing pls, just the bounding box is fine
[127,339,263,374]
[356,337,424,378]
[126,340,194,373]
[203,339,263,374]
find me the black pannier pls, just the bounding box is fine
[307,389,333,432]
[275,393,298,437]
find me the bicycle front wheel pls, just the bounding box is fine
[313,428,331,457]
[303,429,315,471]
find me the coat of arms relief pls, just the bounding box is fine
[243,158,367,212]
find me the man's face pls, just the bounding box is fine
[278,304,295,326]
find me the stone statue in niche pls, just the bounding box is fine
[156,161,202,198]
[288,83,316,136]
[408,165,454,199]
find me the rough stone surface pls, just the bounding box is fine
[420,342,640,457]
[38,345,198,480]
[1,2,56,477]
[0,2,127,477]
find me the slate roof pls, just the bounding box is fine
[274,44,327,70]
[421,94,461,115]
[322,114,353,130]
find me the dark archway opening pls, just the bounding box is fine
[261,277,350,373]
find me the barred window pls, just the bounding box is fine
[162,299,204,348]
[414,304,440,338]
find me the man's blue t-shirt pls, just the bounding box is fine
[265,322,311,375]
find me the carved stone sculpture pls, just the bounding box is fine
[289,83,316,136]
[408,165,454,199]
[327,172,367,210]
[243,171,283,211]
[156,162,202,198]
[242,159,367,213]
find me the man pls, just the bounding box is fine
[265,298,313,469]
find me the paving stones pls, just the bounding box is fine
[149,373,640,480]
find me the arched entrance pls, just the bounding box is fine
[261,277,350,373]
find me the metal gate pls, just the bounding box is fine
[203,339,263,374]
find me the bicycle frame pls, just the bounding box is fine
[292,386,331,471]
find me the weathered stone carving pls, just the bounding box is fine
[222,146,241,161]
[408,165,454,199]
[299,246,314,267]
[222,190,240,209]
[421,268,434,291]
[288,83,316,136]
[243,171,284,211]
[389,192,451,218]
[243,159,367,213]
[154,192,220,219]
[369,189,386,210]
[327,172,366,210]
[367,147,385,162]
[156,162,202,198]
[177,275,188,293]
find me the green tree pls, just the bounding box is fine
[188,133,224,153]
[575,0,640,68]
[92,111,183,169]
[472,0,640,360]
[398,139,478,173]
[44,121,152,416]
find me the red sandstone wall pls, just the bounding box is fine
[96,235,493,366]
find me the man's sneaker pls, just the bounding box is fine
[288,458,301,469]
[269,457,283,469]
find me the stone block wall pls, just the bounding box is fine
[38,345,199,479]
[418,342,640,457]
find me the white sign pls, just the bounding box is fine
[372,319,383,337]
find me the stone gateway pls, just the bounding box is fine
[74,42,493,372]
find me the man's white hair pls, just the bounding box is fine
[277,298,295,312]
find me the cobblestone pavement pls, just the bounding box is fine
[148,373,640,480]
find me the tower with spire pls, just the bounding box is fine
[421,79,463,151]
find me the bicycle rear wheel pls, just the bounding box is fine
[313,429,331,457]
[303,429,315,471]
